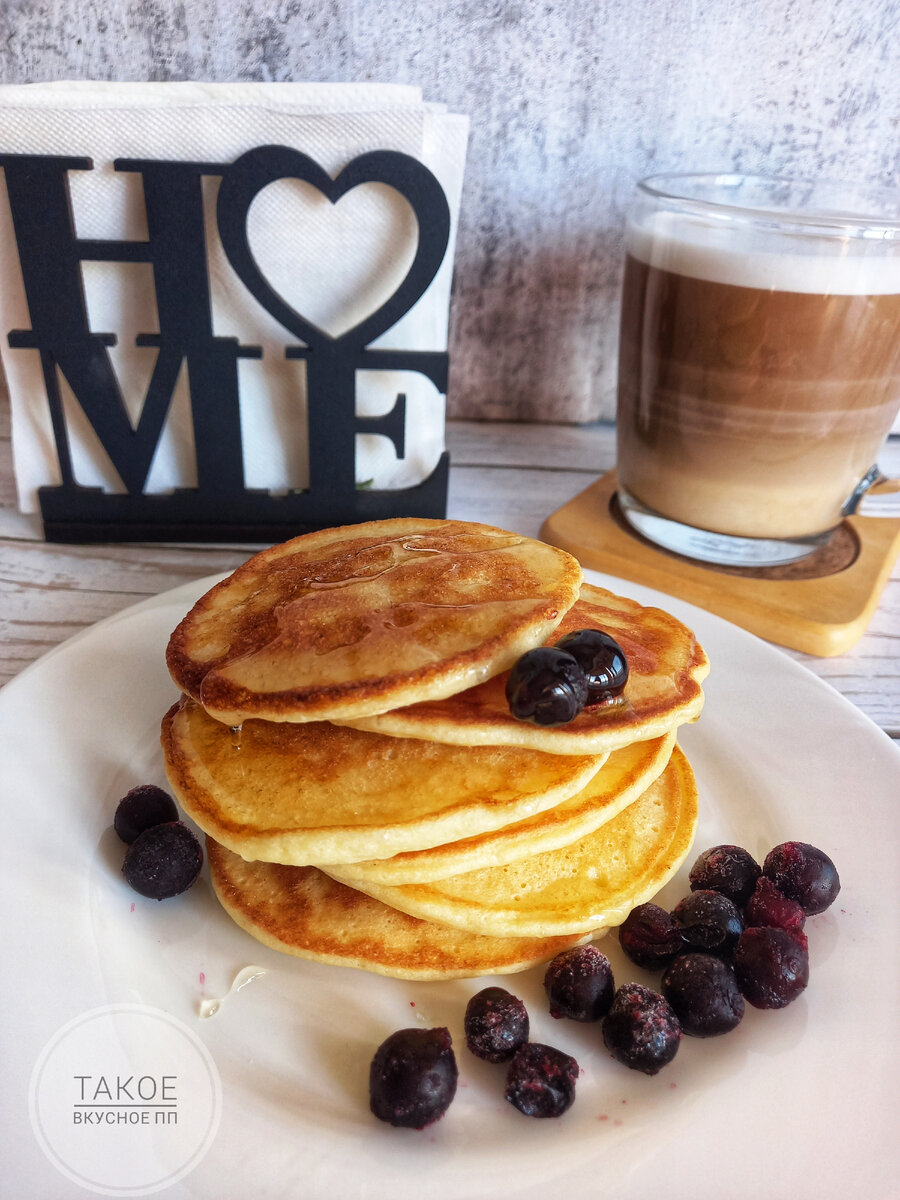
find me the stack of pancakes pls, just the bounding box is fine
[161,519,709,980]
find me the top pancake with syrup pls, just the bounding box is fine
[166,519,583,726]
[341,583,709,753]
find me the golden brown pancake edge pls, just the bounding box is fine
[207,839,593,980]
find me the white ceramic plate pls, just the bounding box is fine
[2,570,898,1199]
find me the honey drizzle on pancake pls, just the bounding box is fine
[196,532,559,702]
[168,519,585,725]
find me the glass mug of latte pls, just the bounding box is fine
[616,173,900,566]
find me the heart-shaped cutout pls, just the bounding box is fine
[245,179,418,340]
[217,147,451,348]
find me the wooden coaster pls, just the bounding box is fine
[541,470,900,656]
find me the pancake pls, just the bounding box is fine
[207,840,591,980]
[161,697,607,865]
[166,519,583,726]
[341,583,709,753]
[325,745,698,938]
[333,732,675,886]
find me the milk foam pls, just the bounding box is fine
[627,211,900,295]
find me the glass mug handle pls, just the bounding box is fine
[844,466,900,518]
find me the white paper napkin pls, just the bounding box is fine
[0,82,468,516]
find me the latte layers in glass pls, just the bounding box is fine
[616,175,900,565]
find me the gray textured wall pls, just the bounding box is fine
[1,0,898,422]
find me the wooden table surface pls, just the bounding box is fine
[1,405,898,748]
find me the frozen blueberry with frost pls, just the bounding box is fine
[763,842,840,915]
[689,844,761,907]
[369,1027,458,1128]
[672,890,743,957]
[661,953,745,1037]
[122,821,203,900]
[618,903,685,970]
[544,945,615,1022]
[733,927,809,1009]
[465,987,529,1062]
[555,628,629,704]
[114,784,178,844]
[744,876,806,937]
[505,647,589,725]
[602,983,681,1075]
[504,1042,579,1118]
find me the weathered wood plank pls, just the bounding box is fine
[447,421,615,474]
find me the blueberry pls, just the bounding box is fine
[763,842,840,915]
[544,945,615,1022]
[504,1043,578,1118]
[689,844,761,907]
[555,628,629,704]
[744,876,806,936]
[505,647,589,725]
[618,903,685,970]
[661,953,745,1037]
[602,983,681,1075]
[733,927,809,1009]
[114,784,178,844]
[464,987,529,1062]
[122,822,203,900]
[369,1027,458,1128]
[672,890,743,957]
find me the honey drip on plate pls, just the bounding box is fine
[198,965,268,1018]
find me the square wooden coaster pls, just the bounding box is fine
[541,471,900,656]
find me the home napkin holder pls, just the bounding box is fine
[2,145,451,542]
